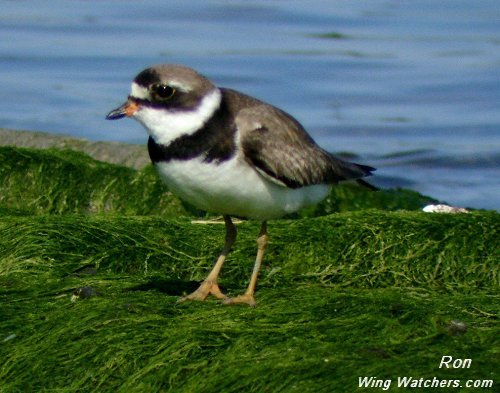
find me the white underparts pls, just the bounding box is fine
[155,156,331,220]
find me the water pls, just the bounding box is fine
[0,0,499,210]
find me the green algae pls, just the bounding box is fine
[0,146,498,392]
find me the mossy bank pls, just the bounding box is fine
[0,144,498,392]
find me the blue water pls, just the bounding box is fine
[0,0,499,209]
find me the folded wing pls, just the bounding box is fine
[237,105,375,189]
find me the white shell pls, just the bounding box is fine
[422,204,469,213]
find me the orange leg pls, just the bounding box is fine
[179,215,236,302]
[225,221,268,307]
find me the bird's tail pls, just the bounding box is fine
[354,164,379,191]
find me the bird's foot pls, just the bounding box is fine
[224,293,257,307]
[179,280,227,302]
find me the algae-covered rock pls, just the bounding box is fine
[0,146,436,216]
[0,146,186,216]
[0,213,498,392]
[0,144,498,392]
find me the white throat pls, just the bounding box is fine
[132,87,222,146]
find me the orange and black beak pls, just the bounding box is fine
[106,99,140,120]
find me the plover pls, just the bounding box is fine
[106,64,376,306]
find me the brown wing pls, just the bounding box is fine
[237,104,375,189]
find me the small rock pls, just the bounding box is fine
[71,286,100,302]
[446,319,468,335]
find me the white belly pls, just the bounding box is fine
[155,157,330,220]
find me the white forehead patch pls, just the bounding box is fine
[130,83,149,100]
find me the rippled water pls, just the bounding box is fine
[1,0,499,209]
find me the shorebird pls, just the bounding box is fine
[106,64,375,306]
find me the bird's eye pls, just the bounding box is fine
[150,84,176,101]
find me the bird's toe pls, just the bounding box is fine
[178,280,228,303]
[223,293,257,307]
